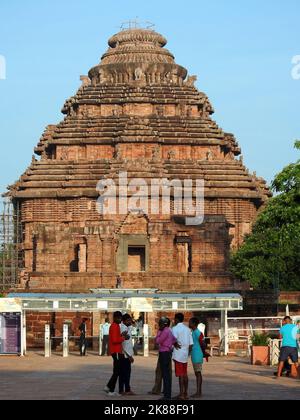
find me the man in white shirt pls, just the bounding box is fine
[101,318,111,356]
[119,314,136,396]
[172,313,194,400]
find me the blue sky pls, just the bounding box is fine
[0,0,299,195]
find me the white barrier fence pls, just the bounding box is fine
[45,323,150,358]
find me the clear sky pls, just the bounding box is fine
[0,0,299,195]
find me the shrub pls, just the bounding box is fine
[251,333,270,347]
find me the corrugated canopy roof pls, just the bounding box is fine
[7,292,243,313]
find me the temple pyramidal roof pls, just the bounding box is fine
[6,28,271,202]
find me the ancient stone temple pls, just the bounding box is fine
[7,28,270,295]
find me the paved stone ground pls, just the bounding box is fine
[0,351,299,400]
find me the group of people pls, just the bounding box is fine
[78,315,144,358]
[100,316,144,357]
[83,313,299,399]
[104,312,136,396]
[104,311,208,400]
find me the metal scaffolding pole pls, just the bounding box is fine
[0,199,22,291]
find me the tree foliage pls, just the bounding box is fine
[230,141,300,291]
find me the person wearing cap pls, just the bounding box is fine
[155,317,177,400]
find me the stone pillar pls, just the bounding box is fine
[101,238,114,273]
[149,236,160,271]
[79,243,87,272]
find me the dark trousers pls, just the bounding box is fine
[152,355,172,394]
[101,335,109,356]
[107,353,123,392]
[159,351,172,399]
[79,335,87,356]
[119,357,132,393]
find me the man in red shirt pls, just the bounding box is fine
[104,311,130,397]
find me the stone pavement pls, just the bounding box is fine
[0,351,299,400]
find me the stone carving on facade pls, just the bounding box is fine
[168,150,176,160]
[187,105,192,117]
[171,69,179,84]
[156,104,164,117]
[80,75,91,87]
[206,149,214,161]
[60,148,68,161]
[126,158,151,171]
[114,144,122,160]
[152,145,161,161]
[134,67,145,81]
[99,70,108,84]
[185,75,197,87]
[199,97,214,119]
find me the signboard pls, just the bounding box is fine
[0,312,21,355]
[0,298,22,313]
[227,328,239,342]
[97,301,108,310]
[0,299,22,355]
[126,298,153,313]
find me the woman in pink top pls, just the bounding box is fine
[155,317,177,400]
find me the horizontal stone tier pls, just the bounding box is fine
[18,180,260,190]
[16,159,268,192]
[50,128,224,143]
[21,174,254,183]
[49,116,223,138]
[57,115,219,125]
[74,95,203,105]
[55,116,221,128]
[66,85,205,103]
[28,159,246,167]
[13,160,268,197]
[47,138,226,147]
[22,271,236,293]
[12,189,268,199]
[52,130,220,137]
[17,168,262,180]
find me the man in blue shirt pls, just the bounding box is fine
[277,316,299,378]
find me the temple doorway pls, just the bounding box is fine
[128,246,146,272]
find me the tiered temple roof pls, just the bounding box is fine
[7,28,270,203]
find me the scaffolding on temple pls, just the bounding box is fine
[0,199,22,292]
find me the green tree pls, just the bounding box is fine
[230,141,300,291]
